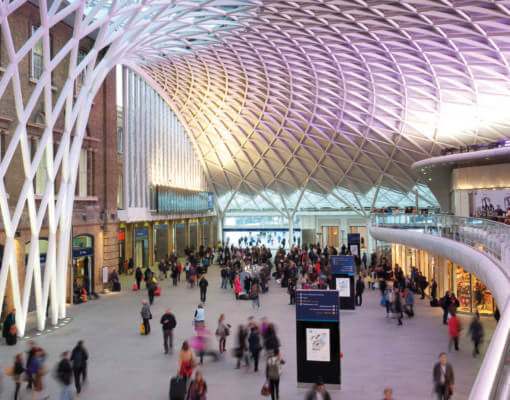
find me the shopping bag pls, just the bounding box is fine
[261,381,271,396]
[132,283,138,291]
[154,286,161,296]
[140,322,145,335]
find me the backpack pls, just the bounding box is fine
[267,356,280,380]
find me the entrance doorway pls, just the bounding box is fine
[73,235,94,295]
[134,228,149,268]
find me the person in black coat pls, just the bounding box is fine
[2,309,17,345]
[248,326,262,372]
[355,277,365,306]
[57,351,74,398]
[71,340,89,394]
[160,308,177,354]
[394,290,403,326]
[433,352,455,400]
[199,276,208,303]
[431,278,438,300]
[135,267,143,290]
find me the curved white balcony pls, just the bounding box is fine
[369,214,510,400]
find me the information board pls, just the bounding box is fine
[296,290,339,322]
[331,255,354,275]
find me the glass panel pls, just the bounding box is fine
[31,26,43,80]
[35,146,47,195]
[472,275,494,315]
[78,149,87,196]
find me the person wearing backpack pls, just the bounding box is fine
[56,351,74,400]
[266,348,284,400]
[70,340,88,395]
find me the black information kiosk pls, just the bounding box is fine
[296,290,341,387]
[331,255,355,310]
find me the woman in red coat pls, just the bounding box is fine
[448,312,461,351]
[234,274,242,300]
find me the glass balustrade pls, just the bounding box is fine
[370,213,510,268]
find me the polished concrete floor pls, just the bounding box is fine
[0,266,495,399]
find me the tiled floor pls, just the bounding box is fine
[0,266,495,399]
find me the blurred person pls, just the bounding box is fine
[234,274,242,300]
[135,267,143,290]
[5,353,24,400]
[355,276,365,306]
[248,325,262,372]
[70,340,88,395]
[440,292,451,325]
[216,314,230,353]
[30,347,48,400]
[178,341,196,384]
[266,348,284,400]
[264,323,280,353]
[56,351,74,400]
[161,308,177,354]
[187,370,207,400]
[393,289,403,326]
[234,325,249,369]
[251,278,260,309]
[147,276,156,305]
[288,278,296,305]
[468,312,484,357]
[433,352,455,400]
[199,275,208,303]
[25,340,38,390]
[193,327,219,365]
[2,308,17,345]
[305,377,331,400]
[194,304,205,330]
[382,388,393,400]
[448,312,461,351]
[140,299,152,335]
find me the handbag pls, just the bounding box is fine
[4,365,14,376]
[261,381,271,396]
[140,322,145,335]
[9,325,17,335]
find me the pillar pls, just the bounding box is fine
[148,221,154,267]
[288,217,294,249]
[209,217,214,247]
[185,220,190,249]
[217,214,224,245]
[168,221,174,255]
[197,218,202,247]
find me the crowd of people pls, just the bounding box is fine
[0,240,496,400]
[1,339,88,400]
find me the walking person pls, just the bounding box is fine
[235,325,249,369]
[140,300,152,335]
[171,263,179,287]
[30,347,48,400]
[194,304,205,331]
[234,274,242,300]
[178,341,196,385]
[161,308,177,354]
[147,277,156,305]
[305,377,331,400]
[216,314,230,353]
[251,279,260,309]
[393,289,403,326]
[187,370,207,400]
[220,267,228,289]
[248,325,261,372]
[440,292,451,325]
[135,267,143,290]
[448,311,461,351]
[355,276,365,306]
[288,278,296,305]
[199,275,208,303]
[468,312,484,357]
[266,348,284,400]
[70,340,88,395]
[5,353,24,400]
[433,352,455,400]
[56,351,74,400]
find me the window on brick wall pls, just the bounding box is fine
[31,25,43,80]
[76,48,87,93]
[117,173,123,209]
[77,148,87,197]
[35,145,48,195]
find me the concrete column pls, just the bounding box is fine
[168,222,174,254]
[148,221,154,267]
[209,217,214,248]
[185,220,190,249]
[197,218,202,247]
[217,214,224,245]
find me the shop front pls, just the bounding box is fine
[154,224,169,262]
[389,243,495,315]
[72,235,94,295]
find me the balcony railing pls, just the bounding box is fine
[370,213,510,273]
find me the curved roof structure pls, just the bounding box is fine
[140,0,510,213]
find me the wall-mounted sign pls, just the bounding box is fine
[135,229,148,239]
[118,232,125,241]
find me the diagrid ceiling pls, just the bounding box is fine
[139,0,510,214]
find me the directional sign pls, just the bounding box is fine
[296,290,339,322]
[331,255,354,275]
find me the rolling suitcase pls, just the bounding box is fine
[169,375,186,400]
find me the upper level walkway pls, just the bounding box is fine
[370,214,510,399]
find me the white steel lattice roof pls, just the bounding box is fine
[139,0,510,214]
